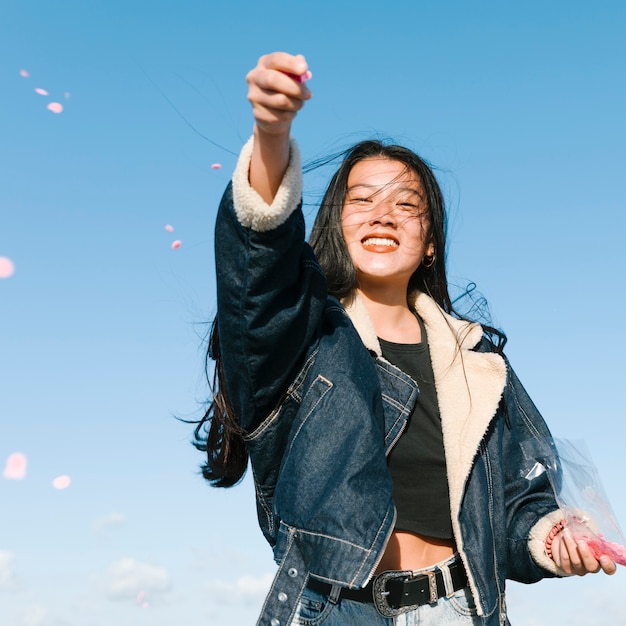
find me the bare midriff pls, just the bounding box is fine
[375,530,456,573]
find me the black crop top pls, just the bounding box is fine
[379,317,453,539]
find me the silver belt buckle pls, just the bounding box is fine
[372,569,414,618]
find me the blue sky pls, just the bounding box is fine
[1,1,625,624]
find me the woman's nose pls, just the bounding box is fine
[369,203,397,226]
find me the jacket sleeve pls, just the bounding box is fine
[499,359,569,579]
[214,137,328,433]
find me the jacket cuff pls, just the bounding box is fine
[231,135,303,232]
[528,509,570,576]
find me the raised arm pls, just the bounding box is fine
[245,52,312,203]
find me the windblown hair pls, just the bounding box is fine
[194,139,505,488]
[309,140,452,311]
[192,317,248,487]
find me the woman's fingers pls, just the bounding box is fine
[552,529,617,576]
[246,52,311,134]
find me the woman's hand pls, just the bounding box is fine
[246,52,312,204]
[551,528,617,576]
[246,52,312,137]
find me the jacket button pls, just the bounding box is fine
[270,619,280,626]
[277,592,288,602]
[288,568,298,578]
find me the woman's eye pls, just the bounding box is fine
[398,202,420,213]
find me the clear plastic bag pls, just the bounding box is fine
[521,437,626,566]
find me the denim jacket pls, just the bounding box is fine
[215,138,566,626]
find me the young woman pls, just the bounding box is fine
[196,52,616,626]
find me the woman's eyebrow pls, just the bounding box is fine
[347,183,423,195]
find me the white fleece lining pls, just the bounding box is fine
[343,291,507,535]
[231,135,303,232]
[343,291,534,605]
[528,509,569,575]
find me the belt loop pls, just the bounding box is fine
[426,571,438,604]
[439,560,455,598]
[328,584,342,605]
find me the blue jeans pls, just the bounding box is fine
[293,555,482,625]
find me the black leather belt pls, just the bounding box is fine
[306,556,468,618]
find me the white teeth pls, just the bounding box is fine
[362,237,398,247]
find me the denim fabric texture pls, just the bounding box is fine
[215,181,560,626]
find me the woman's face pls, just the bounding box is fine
[341,157,434,294]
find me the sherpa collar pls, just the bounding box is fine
[342,291,507,545]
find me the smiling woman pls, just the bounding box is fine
[191,51,617,626]
[342,159,433,294]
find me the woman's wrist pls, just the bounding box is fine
[545,520,565,560]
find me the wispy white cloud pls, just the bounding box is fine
[17,604,48,626]
[207,572,273,607]
[0,551,18,591]
[92,512,127,535]
[96,558,171,603]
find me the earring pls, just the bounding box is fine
[422,253,435,268]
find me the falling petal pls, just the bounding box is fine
[3,453,27,480]
[0,257,15,279]
[64,91,71,100]
[164,224,174,233]
[171,240,182,250]
[142,602,149,609]
[52,475,71,490]
[20,69,30,78]
[211,163,222,170]
[35,88,49,96]
[137,591,145,604]
[47,102,63,114]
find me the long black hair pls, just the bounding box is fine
[309,140,452,311]
[195,139,505,487]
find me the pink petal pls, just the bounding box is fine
[280,70,312,83]
[583,534,626,567]
[211,163,222,170]
[164,224,174,233]
[3,453,27,480]
[52,475,71,490]
[35,88,49,96]
[47,102,63,114]
[171,240,182,250]
[0,257,15,279]
[20,69,30,78]
[64,91,71,100]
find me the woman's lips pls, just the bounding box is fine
[361,236,399,252]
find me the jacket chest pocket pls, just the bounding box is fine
[375,361,419,454]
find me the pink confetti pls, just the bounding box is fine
[0,257,15,279]
[211,163,222,170]
[19,69,30,78]
[52,475,71,490]
[47,102,63,114]
[164,224,174,233]
[171,240,182,250]
[35,88,49,96]
[3,453,27,480]
[281,70,312,83]
[583,533,626,567]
